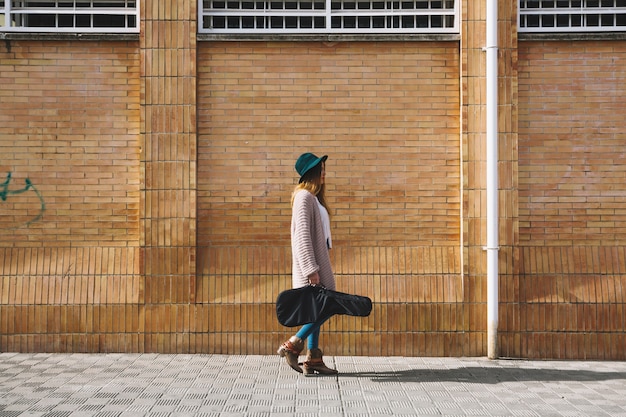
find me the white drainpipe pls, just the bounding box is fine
[484,0,499,359]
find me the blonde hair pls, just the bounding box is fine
[291,162,330,218]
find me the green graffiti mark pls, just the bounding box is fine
[1,172,46,226]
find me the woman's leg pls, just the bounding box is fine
[279,317,334,375]
[295,317,327,348]
[277,318,326,373]
[307,327,320,350]
[295,319,337,376]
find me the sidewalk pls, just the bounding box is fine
[0,352,625,416]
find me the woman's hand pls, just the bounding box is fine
[308,271,320,286]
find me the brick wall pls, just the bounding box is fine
[519,41,626,246]
[0,41,141,246]
[2,9,626,358]
[197,42,461,248]
[0,40,142,352]
[502,41,626,358]
[195,41,471,356]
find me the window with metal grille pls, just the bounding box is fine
[519,0,626,32]
[199,0,458,33]
[1,0,139,33]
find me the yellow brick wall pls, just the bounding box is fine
[197,41,461,248]
[499,40,626,358]
[2,4,626,359]
[139,0,198,353]
[0,40,142,352]
[519,41,626,246]
[195,41,471,356]
[0,41,141,246]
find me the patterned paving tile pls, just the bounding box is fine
[1,354,626,416]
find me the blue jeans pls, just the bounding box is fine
[295,317,330,350]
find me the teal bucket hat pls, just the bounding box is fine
[295,153,327,183]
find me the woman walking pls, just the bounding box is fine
[277,152,338,375]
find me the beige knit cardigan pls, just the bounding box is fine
[291,189,336,291]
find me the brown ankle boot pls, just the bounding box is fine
[303,348,338,376]
[277,336,304,373]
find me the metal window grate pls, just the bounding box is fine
[199,0,458,33]
[1,0,139,33]
[519,0,626,32]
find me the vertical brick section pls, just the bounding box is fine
[461,0,488,357]
[140,1,197,352]
[494,1,520,358]
[461,1,519,357]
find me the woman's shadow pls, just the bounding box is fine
[338,366,626,384]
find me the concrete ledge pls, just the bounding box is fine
[198,33,460,42]
[519,32,626,41]
[0,32,139,41]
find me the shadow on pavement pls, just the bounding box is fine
[337,367,626,383]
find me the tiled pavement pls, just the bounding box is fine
[0,352,625,416]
